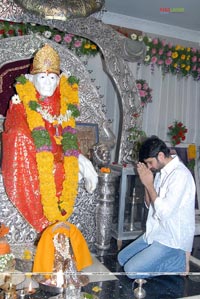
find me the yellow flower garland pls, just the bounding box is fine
[15,74,79,223]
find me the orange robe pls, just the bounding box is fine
[2,88,65,232]
[33,222,93,273]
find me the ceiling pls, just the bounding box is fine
[104,0,200,32]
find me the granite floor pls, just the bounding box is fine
[14,236,200,299]
[82,236,200,299]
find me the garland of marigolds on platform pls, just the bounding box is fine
[14,74,80,222]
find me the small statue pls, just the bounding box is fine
[90,143,111,169]
[89,120,116,169]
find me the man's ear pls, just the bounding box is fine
[158,152,165,161]
[25,74,34,82]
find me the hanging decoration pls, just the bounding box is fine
[131,33,200,81]
[0,20,98,57]
[136,79,152,106]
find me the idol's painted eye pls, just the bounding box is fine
[38,74,46,80]
[48,73,58,80]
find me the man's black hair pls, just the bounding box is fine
[139,135,170,162]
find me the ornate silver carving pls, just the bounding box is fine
[0,1,146,251]
[0,0,146,163]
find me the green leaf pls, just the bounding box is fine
[82,293,94,299]
[62,132,78,152]
[29,101,40,111]
[68,75,80,85]
[32,129,51,149]
[15,75,28,84]
[67,104,80,118]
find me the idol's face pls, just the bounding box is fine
[32,73,59,97]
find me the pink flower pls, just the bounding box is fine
[53,34,62,43]
[197,68,200,73]
[151,56,157,64]
[161,40,166,46]
[168,42,173,49]
[143,83,148,90]
[139,90,146,97]
[165,58,172,65]
[152,48,157,54]
[74,40,82,48]
[191,48,197,53]
[152,38,158,45]
[158,49,163,55]
[64,34,72,43]
[192,56,197,62]
[158,59,164,65]
[167,51,172,57]
[136,79,152,105]
[192,65,197,71]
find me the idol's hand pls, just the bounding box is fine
[78,154,98,193]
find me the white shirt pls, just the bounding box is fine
[144,155,196,252]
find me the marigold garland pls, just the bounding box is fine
[15,74,79,222]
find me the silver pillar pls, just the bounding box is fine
[95,171,120,251]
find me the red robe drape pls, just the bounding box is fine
[2,87,65,232]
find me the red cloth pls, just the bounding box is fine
[2,88,65,232]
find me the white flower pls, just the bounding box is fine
[130,33,137,40]
[146,46,150,51]
[62,71,71,77]
[36,105,72,124]
[12,94,21,104]
[144,55,150,62]
[138,36,143,42]
[43,30,52,39]
[148,37,152,42]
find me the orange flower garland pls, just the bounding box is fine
[15,74,79,222]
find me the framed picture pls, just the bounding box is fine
[76,122,99,156]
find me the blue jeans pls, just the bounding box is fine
[117,235,186,279]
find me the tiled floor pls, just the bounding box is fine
[15,236,200,299]
[82,236,200,299]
